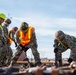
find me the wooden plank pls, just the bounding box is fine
[16,61,54,64]
[16,61,69,65]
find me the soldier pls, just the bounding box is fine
[9,22,41,67]
[54,30,76,66]
[3,18,11,42]
[8,27,18,47]
[0,13,6,66]
[2,18,13,66]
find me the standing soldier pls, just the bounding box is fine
[9,22,41,67]
[0,13,6,66]
[3,18,11,42]
[8,27,18,47]
[54,30,76,66]
[2,18,13,66]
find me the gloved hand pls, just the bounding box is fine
[19,44,24,50]
[19,44,29,51]
[68,58,73,64]
[54,48,58,53]
[14,42,17,47]
[24,47,29,52]
[19,44,23,47]
[2,41,5,45]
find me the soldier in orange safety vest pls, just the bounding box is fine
[8,27,18,47]
[9,22,41,67]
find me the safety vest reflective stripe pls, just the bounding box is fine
[0,25,2,28]
[0,24,4,37]
[59,40,67,48]
[28,27,32,39]
[0,25,3,30]
[8,31,13,45]
[9,37,13,45]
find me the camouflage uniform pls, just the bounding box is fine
[0,24,6,66]
[2,24,13,65]
[0,13,6,66]
[9,30,16,43]
[11,25,41,66]
[8,27,18,47]
[54,31,76,62]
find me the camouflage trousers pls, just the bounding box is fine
[0,40,6,66]
[0,39,13,66]
[0,47,6,66]
[0,44,13,66]
[57,46,76,61]
[56,46,68,61]
[12,44,41,65]
[69,47,76,61]
[5,45,13,65]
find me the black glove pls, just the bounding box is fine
[19,44,23,47]
[19,44,24,49]
[2,41,5,45]
[19,44,29,52]
[24,47,29,52]
[68,58,73,64]
[54,48,58,53]
[14,42,17,47]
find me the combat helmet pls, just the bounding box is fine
[20,22,28,31]
[0,13,6,20]
[55,30,65,40]
[5,18,11,24]
[13,27,18,31]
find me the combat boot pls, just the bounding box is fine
[59,59,62,67]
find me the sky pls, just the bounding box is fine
[0,0,76,59]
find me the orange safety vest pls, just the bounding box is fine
[8,30,13,45]
[20,26,35,46]
[9,37,13,45]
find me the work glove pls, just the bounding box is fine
[68,58,73,64]
[24,47,29,52]
[14,42,17,47]
[54,48,58,53]
[19,44,29,52]
[19,44,24,49]
[19,44,23,47]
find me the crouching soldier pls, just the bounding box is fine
[53,30,76,66]
[8,26,18,46]
[9,22,41,67]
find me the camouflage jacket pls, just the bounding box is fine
[8,30,16,42]
[2,24,9,42]
[0,24,6,42]
[54,34,76,50]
